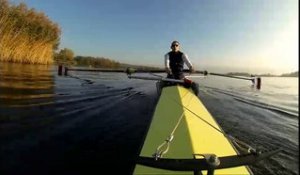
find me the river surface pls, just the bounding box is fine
[0,63,298,175]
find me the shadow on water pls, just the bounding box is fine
[0,63,158,175]
[0,63,298,175]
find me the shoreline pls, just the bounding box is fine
[0,61,298,77]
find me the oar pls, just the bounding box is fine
[126,67,261,89]
[207,72,253,81]
[204,72,261,89]
[128,75,183,83]
[60,66,261,89]
[128,75,195,84]
[125,67,205,75]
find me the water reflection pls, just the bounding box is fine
[0,62,55,107]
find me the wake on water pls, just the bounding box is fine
[207,87,298,118]
[70,72,299,175]
[65,72,299,175]
[0,69,298,175]
[197,85,298,175]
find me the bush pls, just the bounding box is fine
[0,0,61,64]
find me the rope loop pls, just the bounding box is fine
[153,135,174,160]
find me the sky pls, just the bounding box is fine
[13,0,298,74]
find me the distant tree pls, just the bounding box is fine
[54,48,75,66]
[74,56,120,68]
[281,71,298,77]
[226,72,251,76]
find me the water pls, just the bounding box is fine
[192,76,298,175]
[0,63,298,175]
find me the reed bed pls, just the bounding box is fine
[0,0,60,64]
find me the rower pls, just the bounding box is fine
[164,40,199,95]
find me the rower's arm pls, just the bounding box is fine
[164,53,171,73]
[182,53,193,71]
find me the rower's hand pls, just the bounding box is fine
[166,68,172,75]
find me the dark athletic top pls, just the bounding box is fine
[164,51,192,79]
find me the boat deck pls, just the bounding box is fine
[134,85,251,175]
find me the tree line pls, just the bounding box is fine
[53,48,120,68]
[227,71,299,77]
[74,56,121,68]
[280,71,298,77]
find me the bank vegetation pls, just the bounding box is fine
[74,56,121,68]
[0,0,60,64]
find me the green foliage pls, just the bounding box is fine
[54,48,75,66]
[226,72,252,76]
[0,0,61,64]
[74,56,121,68]
[281,71,298,77]
[1,0,61,45]
[227,71,299,77]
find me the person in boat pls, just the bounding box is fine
[165,40,194,79]
[163,40,199,95]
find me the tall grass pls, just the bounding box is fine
[0,0,61,64]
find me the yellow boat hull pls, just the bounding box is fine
[133,85,251,175]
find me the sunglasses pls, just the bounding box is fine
[171,44,179,47]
